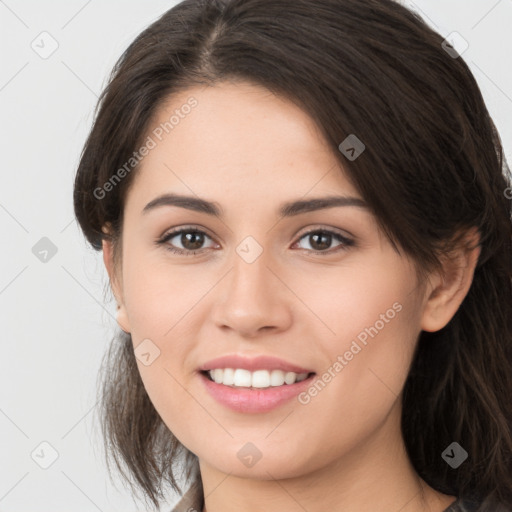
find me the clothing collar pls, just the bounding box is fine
[171,479,204,512]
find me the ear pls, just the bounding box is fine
[102,236,131,334]
[421,227,481,332]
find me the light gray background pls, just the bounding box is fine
[1,1,511,511]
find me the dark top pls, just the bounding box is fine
[171,480,505,512]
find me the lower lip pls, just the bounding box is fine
[198,371,316,413]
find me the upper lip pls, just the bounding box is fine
[198,354,315,374]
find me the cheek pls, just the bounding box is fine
[121,249,212,339]
[314,302,419,415]
[283,300,420,475]
[288,255,421,433]
[288,249,420,354]
[120,256,204,438]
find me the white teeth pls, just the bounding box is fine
[222,368,235,385]
[233,369,252,387]
[207,368,310,388]
[212,369,224,384]
[284,371,297,385]
[251,370,270,388]
[270,370,285,386]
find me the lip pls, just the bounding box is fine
[199,371,316,413]
[198,354,314,373]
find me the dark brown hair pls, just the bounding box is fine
[73,0,512,510]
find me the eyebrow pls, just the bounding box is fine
[142,193,368,218]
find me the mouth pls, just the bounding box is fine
[197,354,317,412]
[198,368,317,413]
[200,368,316,389]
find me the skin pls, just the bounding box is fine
[102,80,480,512]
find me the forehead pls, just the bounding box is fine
[126,80,360,208]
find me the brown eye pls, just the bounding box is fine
[158,228,216,255]
[294,229,354,255]
[177,231,206,250]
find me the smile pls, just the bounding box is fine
[204,368,312,388]
[199,370,316,413]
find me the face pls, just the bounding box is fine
[107,80,432,481]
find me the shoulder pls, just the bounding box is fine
[444,498,512,512]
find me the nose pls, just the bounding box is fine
[211,248,293,338]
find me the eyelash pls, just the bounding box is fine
[156,225,355,257]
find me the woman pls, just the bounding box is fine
[73,0,512,511]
